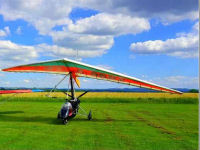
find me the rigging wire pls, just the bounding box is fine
[46,74,68,98]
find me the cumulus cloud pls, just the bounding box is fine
[97,65,113,70]
[0,0,73,34]
[0,26,10,37]
[130,22,199,58]
[48,13,149,58]
[0,40,38,67]
[0,39,112,68]
[81,0,198,24]
[0,0,198,35]
[160,10,198,25]
[50,31,114,51]
[0,0,198,60]
[48,30,114,57]
[38,44,109,58]
[0,38,112,68]
[0,0,197,35]
[16,26,22,34]
[68,13,150,36]
[152,76,198,88]
[24,79,30,83]
[0,1,149,58]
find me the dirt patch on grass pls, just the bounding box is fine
[105,117,113,122]
[138,110,154,117]
[131,112,175,135]
[102,111,114,122]
[118,133,133,147]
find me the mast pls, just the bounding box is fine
[69,73,75,99]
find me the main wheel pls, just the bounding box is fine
[63,119,67,125]
[88,110,92,120]
[57,112,61,119]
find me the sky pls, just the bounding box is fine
[0,0,198,89]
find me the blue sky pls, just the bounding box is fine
[0,0,198,89]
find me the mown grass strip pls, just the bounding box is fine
[0,97,198,104]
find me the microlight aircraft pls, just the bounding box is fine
[1,58,182,124]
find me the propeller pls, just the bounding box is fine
[62,90,89,101]
[62,91,72,98]
[77,91,89,99]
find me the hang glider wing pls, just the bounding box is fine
[2,58,182,94]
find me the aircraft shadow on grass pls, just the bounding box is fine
[52,118,137,125]
[0,111,24,115]
[0,111,136,125]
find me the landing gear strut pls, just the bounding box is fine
[56,73,92,124]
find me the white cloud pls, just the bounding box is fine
[4,26,10,35]
[82,79,88,82]
[38,44,109,58]
[0,40,38,66]
[0,38,112,68]
[16,26,22,34]
[48,30,114,58]
[68,13,150,36]
[81,0,198,24]
[130,22,199,58]
[24,79,30,83]
[0,26,10,37]
[0,0,198,36]
[152,76,198,89]
[0,30,6,37]
[0,0,73,34]
[0,0,198,60]
[5,81,10,85]
[97,65,113,70]
[50,31,114,51]
[159,11,198,25]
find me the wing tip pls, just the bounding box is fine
[173,90,183,94]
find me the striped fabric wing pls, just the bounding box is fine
[2,58,182,94]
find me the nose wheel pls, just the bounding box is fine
[88,110,92,120]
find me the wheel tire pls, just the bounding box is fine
[88,110,92,120]
[57,113,61,119]
[63,119,67,125]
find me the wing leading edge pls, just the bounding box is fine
[2,58,182,94]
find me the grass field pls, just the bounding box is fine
[0,92,198,150]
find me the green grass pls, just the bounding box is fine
[0,95,198,150]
